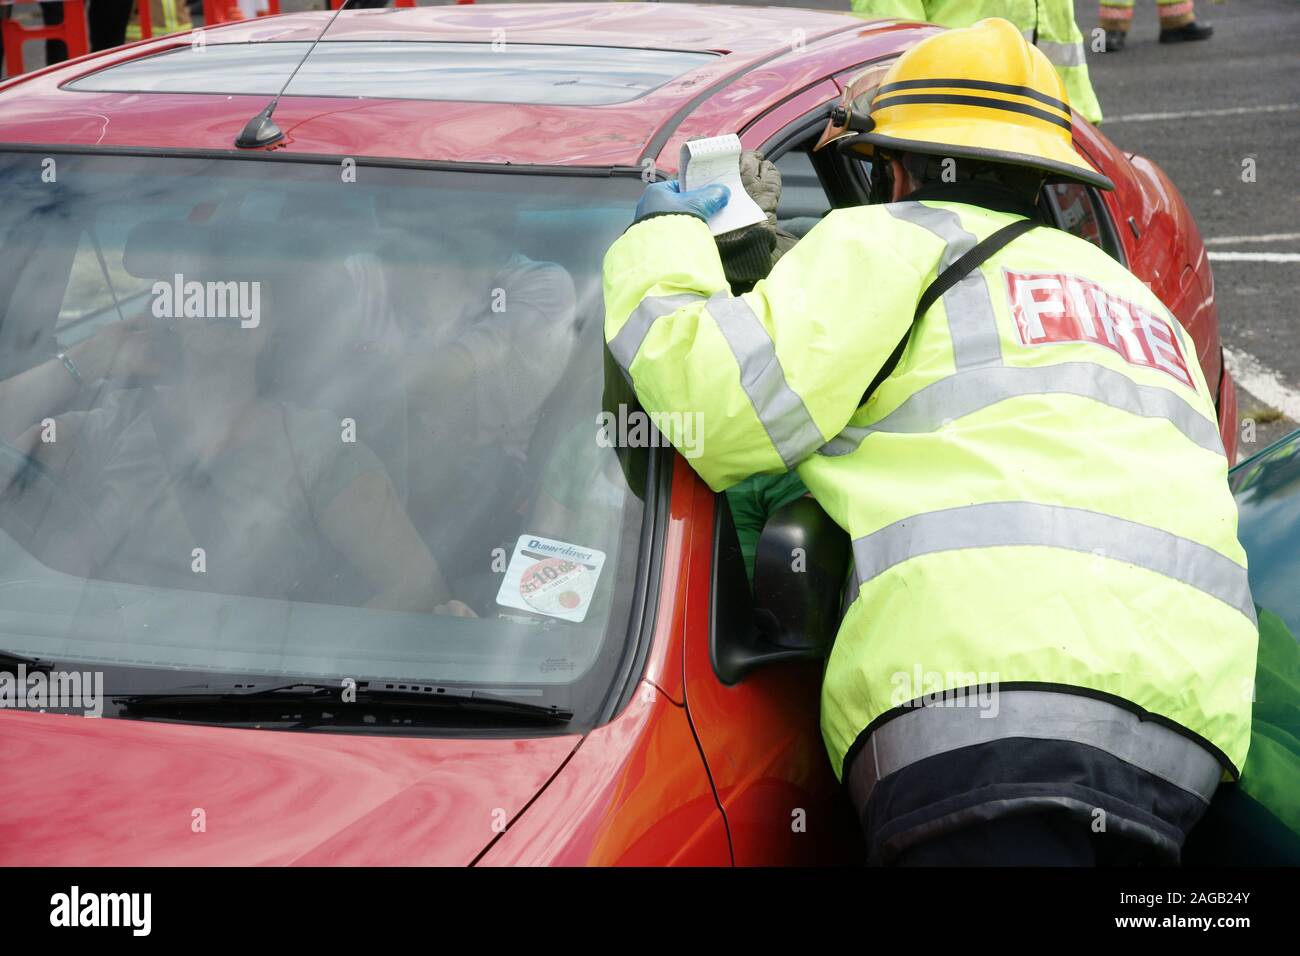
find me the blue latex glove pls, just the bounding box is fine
[633,180,731,225]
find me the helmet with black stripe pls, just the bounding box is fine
[818,18,1114,191]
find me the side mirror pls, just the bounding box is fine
[711,493,851,685]
[754,497,851,651]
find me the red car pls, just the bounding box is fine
[0,3,1237,866]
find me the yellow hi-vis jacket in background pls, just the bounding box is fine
[603,197,1258,825]
[850,0,1104,125]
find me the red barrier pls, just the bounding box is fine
[211,0,472,24]
[201,0,281,27]
[1,0,89,75]
[1,0,472,76]
[328,0,428,8]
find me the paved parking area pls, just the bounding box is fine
[1069,0,1300,454]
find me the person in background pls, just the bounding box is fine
[1099,0,1212,51]
[849,0,1104,124]
[124,0,193,42]
[39,2,68,65]
[38,0,133,65]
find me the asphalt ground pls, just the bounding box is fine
[1070,0,1300,454]
[4,0,1297,451]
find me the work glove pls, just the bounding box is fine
[716,149,799,288]
[738,148,783,221]
[633,180,731,225]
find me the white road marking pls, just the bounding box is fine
[1224,347,1300,422]
[1106,103,1299,124]
[1208,252,1300,263]
[1204,233,1300,246]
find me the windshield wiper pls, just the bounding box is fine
[111,679,574,722]
[0,649,53,674]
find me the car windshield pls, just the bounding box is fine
[0,150,649,727]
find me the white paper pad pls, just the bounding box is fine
[679,134,768,236]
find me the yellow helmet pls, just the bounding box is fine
[819,18,1113,190]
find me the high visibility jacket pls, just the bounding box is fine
[603,196,1258,825]
[126,0,193,42]
[851,0,1104,125]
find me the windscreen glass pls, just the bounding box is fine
[0,151,648,727]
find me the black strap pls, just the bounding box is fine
[860,216,1040,406]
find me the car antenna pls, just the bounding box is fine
[234,0,354,149]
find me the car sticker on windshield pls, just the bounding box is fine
[496,535,606,623]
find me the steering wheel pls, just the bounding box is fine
[0,441,115,579]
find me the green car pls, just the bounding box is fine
[1184,429,1300,865]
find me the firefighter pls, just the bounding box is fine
[602,18,1257,865]
[849,0,1103,124]
[1099,0,1213,52]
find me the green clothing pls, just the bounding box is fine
[1188,606,1300,863]
[725,472,809,581]
[1239,607,1300,837]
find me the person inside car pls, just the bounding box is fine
[378,201,578,579]
[4,296,469,616]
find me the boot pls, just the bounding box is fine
[1102,29,1126,52]
[1159,21,1213,43]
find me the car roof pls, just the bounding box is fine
[0,3,933,168]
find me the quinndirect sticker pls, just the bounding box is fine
[496,535,606,623]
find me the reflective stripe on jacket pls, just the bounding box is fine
[603,199,1257,785]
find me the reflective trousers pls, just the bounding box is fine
[1100,0,1197,29]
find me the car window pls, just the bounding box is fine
[0,151,648,725]
[58,226,153,329]
[774,147,834,238]
[1043,182,1122,261]
[65,42,720,106]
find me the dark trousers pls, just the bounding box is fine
[40,0,133,64]
[890,809,1170,866]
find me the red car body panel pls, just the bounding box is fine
[477,687,731,866]
[654,21,943,173]
[676,471,862,866]
[0,707,581,865]
[0,3,1237,865]
[0,5,887,168]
